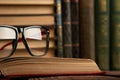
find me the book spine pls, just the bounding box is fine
[55,0,64,57]
[0,5,54,15]
[71,0,80,58]
[0,0,54,5]
[0,16,55,26]
[110,0,120,70]
[79,0,95,60]
[62,0,72,58]
[95,0,110,70]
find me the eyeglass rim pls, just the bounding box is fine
[0,25,18,59]
[0,25,50,59]
[22,26,50,57]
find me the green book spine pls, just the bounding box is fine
[71,0,80,58]
[55,0,64,57]
[62,0,72,58]
[79,0,95,60]
[110,0,120,70]
[95,0,110,70]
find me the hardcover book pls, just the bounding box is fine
[0,57,104,78]
[0,16,55,26]
[71,0,80,58]
[0,0,54,5]
[110,0,120,70]
[55,0,64,57]
[62,0,72,58]
[95,0,110,70]
[0,5,54,15]
[79,0,95,60]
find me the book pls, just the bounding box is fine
[0,0,54,5]
[0,16,55,26]
[55,0,64,57]
[13,39,55,49]
[12,48,56,58]
[95,0,110,70]
[62,0,72,58]
[0,57,103,78]
[71,0,80,58]
[79,0,95,60]
[110,0,120,70]
[0,5,54,15]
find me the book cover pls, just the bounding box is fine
[62,0,72,58]
[110,0,120,70]
[71,0,80,58]
[79,0,95,59]
[55,0,64,57]
[95,0,110,70]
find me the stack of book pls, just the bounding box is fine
[0,0,56,57]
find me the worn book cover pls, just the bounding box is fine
[95,0,110,70]
[62,0,72,58]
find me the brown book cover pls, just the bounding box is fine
[79,0,95,60]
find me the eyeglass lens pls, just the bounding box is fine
[0,27,16,58]
[24,27,47,56]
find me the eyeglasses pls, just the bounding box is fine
[0,25,50,59]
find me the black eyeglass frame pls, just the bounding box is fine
[0,25,50,58]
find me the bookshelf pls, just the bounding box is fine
[0,0,119,79]
[0,0,120,75]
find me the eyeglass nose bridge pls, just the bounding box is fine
[17,27,24,33]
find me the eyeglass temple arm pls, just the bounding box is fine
[44,30,50,54]
[0,38,22,51]
[0,41,12,51]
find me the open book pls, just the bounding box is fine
[0,57,104,78]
